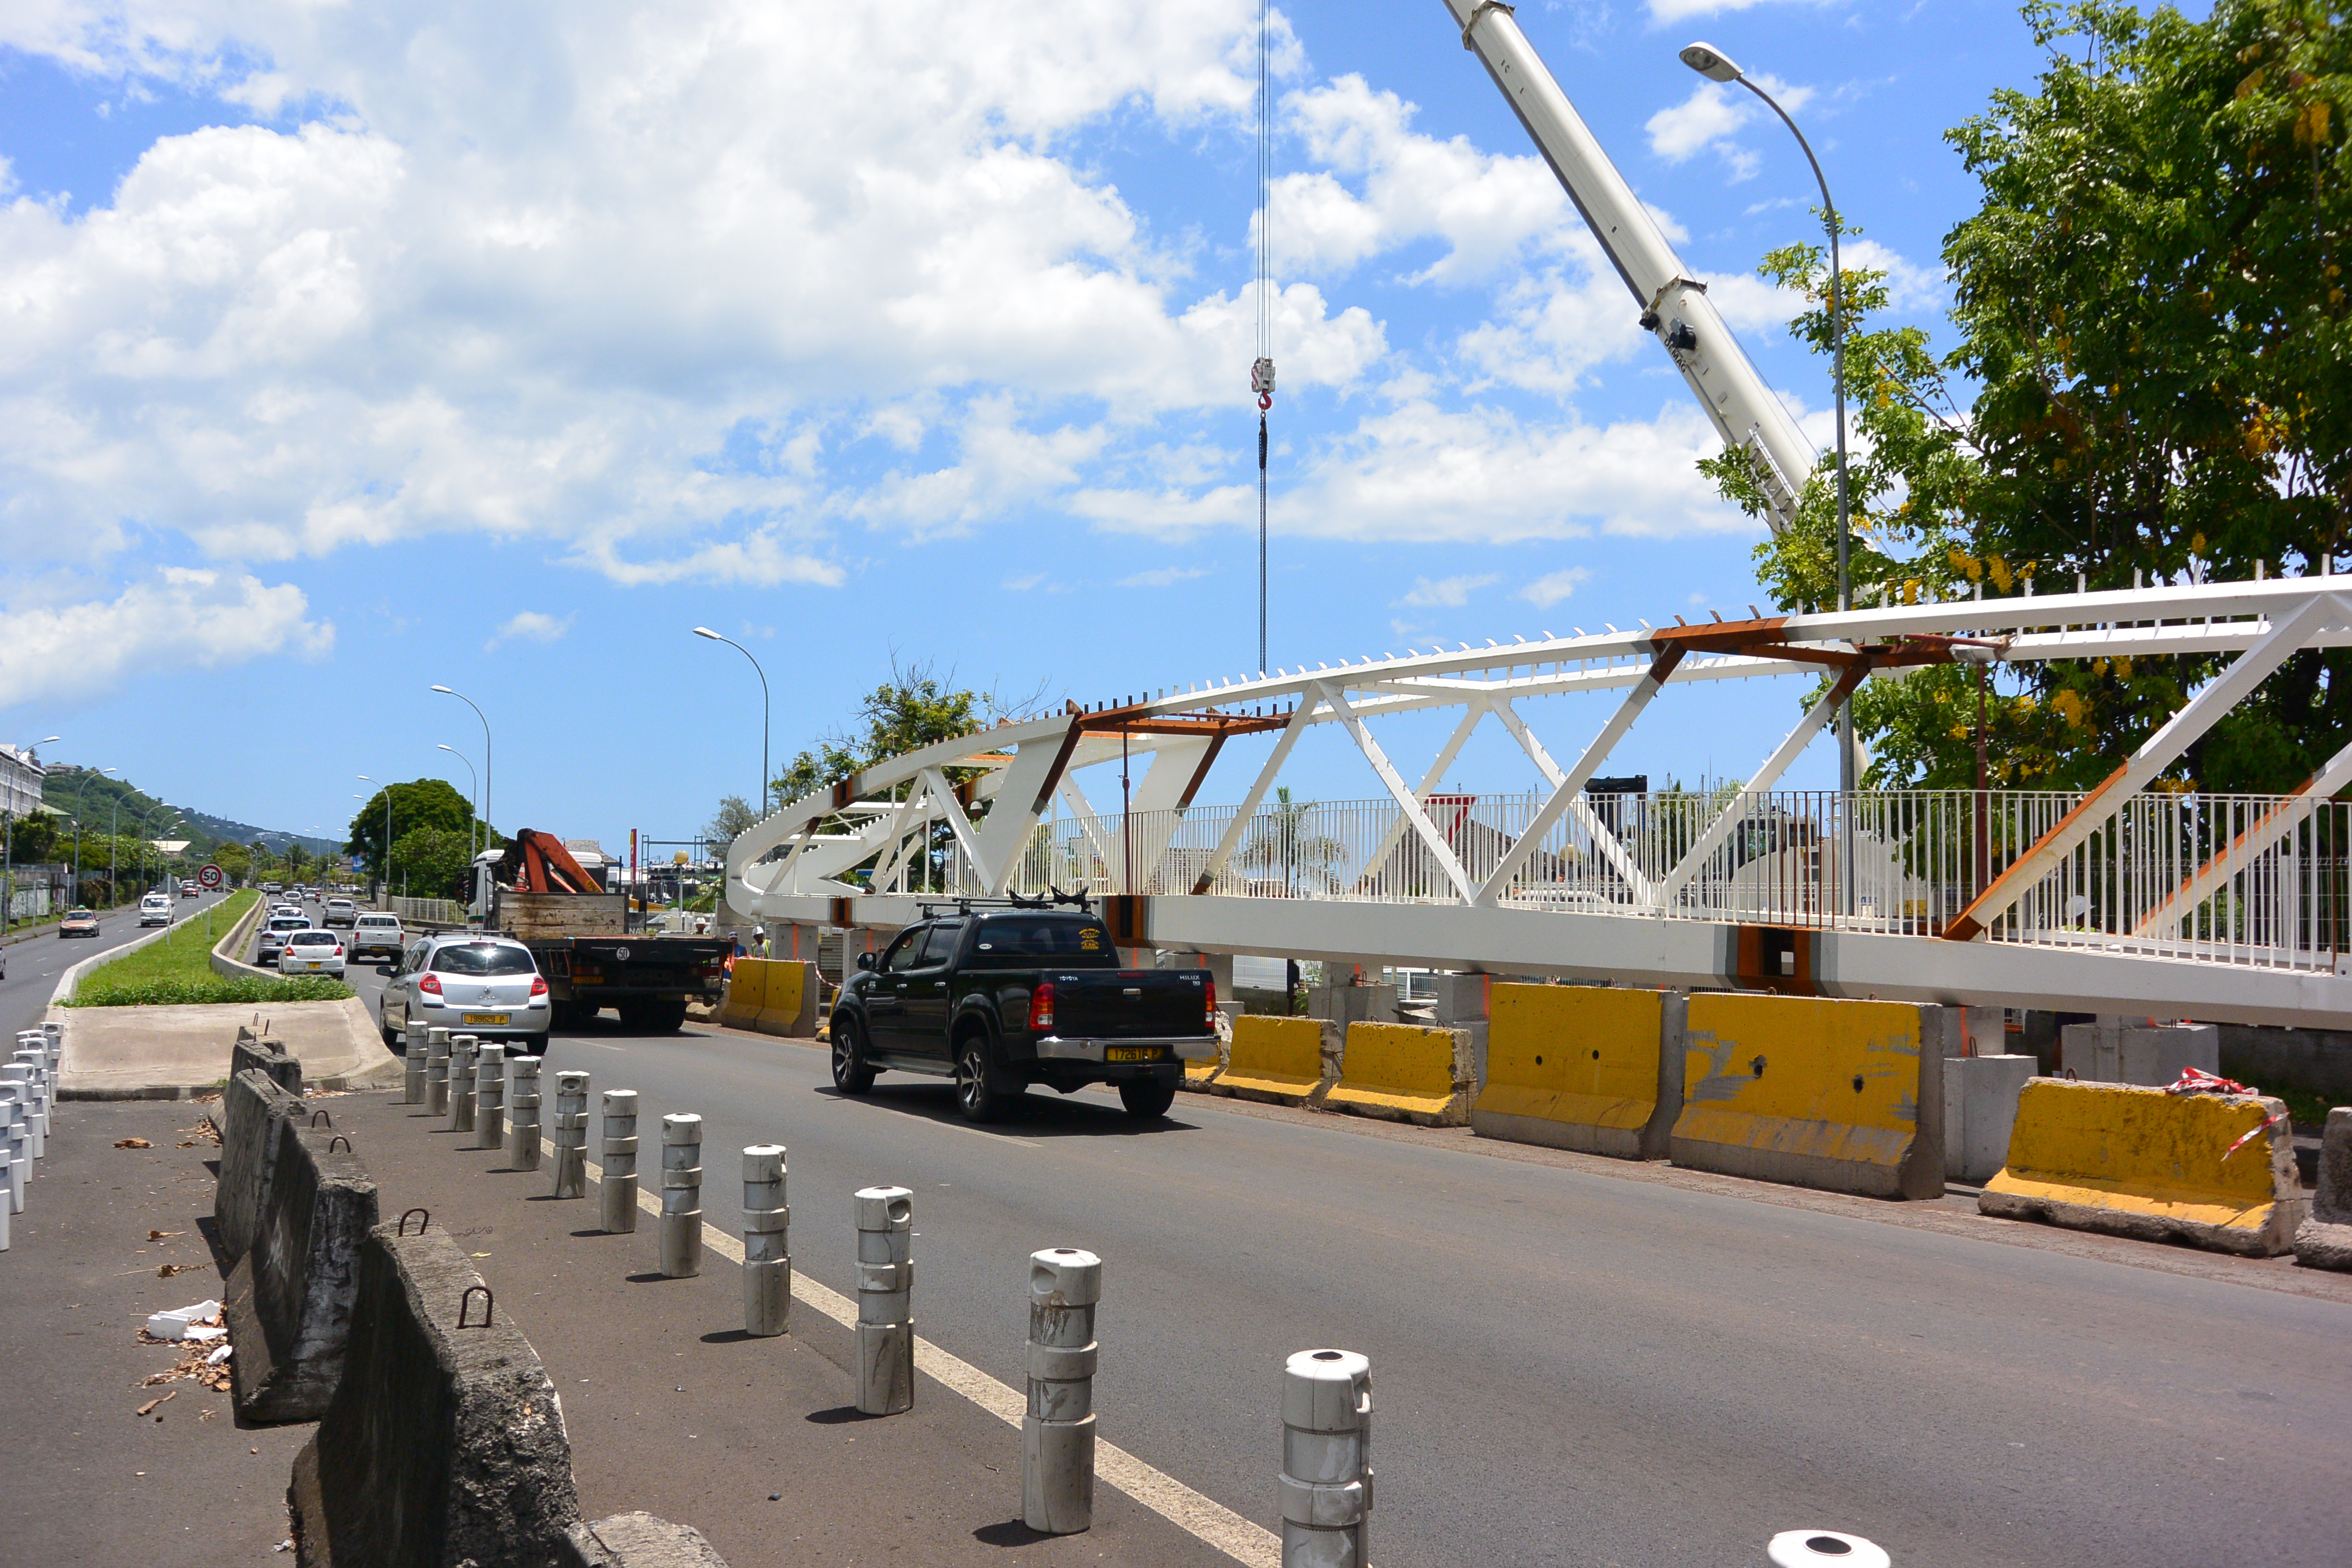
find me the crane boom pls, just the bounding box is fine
[1443,0,1814,532]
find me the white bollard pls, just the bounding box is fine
[1769,1531,1892,1567]
[10,1050,48,1139]
[853,1186,914,1415]
[658,1114,703,1278]
[402,1021,427,1104]
[550,1071,591,1198]
[506,1056,543,1170]
[472,1043,507,1152]
[599,1090,639,1234]
[425,1028,452,1115]
[447,1036,479,1134]
[0,1135,9,1248]
[0,1086,25,1213]
[2,1064,40,1161]
[1280,1348,1373,1568]
[39,1020,61,1074]
[1023,1247,1101,1534]
[743,1145,790,1336]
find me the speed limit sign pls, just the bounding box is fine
[198,864,225,889]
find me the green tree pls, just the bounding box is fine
[212,842,252,883]
[1723,0,2350,790]
[389,827,476,900]
[704,794,757,857]
[346,779,491,870]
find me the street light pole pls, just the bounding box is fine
[432,687,492,848]
[436,745,480,860]
[692,628,772,819]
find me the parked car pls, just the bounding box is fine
[59,908,101,938]
[278,928,347,977]
[323,897,357,928]
[349,912,405,963]
[139,893,173,927]
[257,912,310,966]
[375,935,551,1051]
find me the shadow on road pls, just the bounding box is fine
[810,1081,1203,1141]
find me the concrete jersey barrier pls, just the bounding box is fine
[1209,1015,1334,1107]
[1473,985,1684,1159]
[290,1222,582,1567]
[1670,994,1947,1200]
[216,1067,308,1263]
[560,1512,731,1568]
[234,1027,306,1097]
[1324,1021,1474,1126]
[717,961,767,1032]
[1981,1078,2307,1256]
[750,960,820,1038]
[2294,1107,2352,1271]
[227,1122,379,1422]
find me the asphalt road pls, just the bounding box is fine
[335,951,2352,1568]
[0,889,237,1039]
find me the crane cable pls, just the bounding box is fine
[1251,0,1275,677]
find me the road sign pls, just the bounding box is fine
[198,864,224,889]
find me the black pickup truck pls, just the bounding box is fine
[828,906,1217,1121]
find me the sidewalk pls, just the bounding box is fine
[0,1090,1240,1568]
[57,997,402,1098]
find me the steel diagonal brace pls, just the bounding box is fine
[1190,700,1318,893]
[919,766,988,891]
[1322,681,1481,904]
[1650,659,1867,912]
[1480,688,1660,905]
[2130,738,2352,940]
[1059,779,1122,880]
[1477,639,1684,907]
[1355,700,1490,892]
[1945,592,2350,942]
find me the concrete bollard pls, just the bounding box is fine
[1769,1532,1892,1567]
[3,1063,41,1161]
[1,1087,26,1212]
[506,1056,543,1170]
[40,1020,61,1073]
[1023,1247,1102,1534]
[550,1071,591,1198]
[10,1050,48,1140]
[424,1028,452,1115]
[447,1036,479,1134]
[598,1091,639,1234]
[742,1145,789,1336]
[0,1135,9,1248]
[658,1114,704,1278]
[402,1021,427,1104]
[473,1043,507,1152]
[853,1186,915,1415]
[1280,1348,1373,1568]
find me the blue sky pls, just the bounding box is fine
[0,1,2186,850]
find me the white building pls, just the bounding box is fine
[0,744,45,820]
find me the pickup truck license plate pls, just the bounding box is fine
[1105,1046,1163,1063]
[462,1013,510,1026]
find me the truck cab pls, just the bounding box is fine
[828,906,1216,1122]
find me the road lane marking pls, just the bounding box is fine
[550,1134,1277,1567]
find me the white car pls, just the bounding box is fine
[139,893,173,927]
[278,928,347,976]
[349,912,405,963]
[323,897,358,928]
[376,935,550,1051]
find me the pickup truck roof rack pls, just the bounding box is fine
[913,888,1095,920]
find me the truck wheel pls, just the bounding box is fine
[1118,1081,1177,1120]
[954,1038,1006,1123]
[643,998,689,1034]
[831,1018,875,1095]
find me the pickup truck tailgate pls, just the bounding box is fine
[1048,970,1210,1038]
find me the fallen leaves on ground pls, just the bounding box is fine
[148,1229,184,1241]
[157,1262,207,1278]
[113,1138,152,1149]
[182,1118,222,1146]
[134,1390,177,1417]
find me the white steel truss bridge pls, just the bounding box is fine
[726,578,2352,1027]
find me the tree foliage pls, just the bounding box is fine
[771,659,1003,805]
[346,779,493,869]
[1722,0,2350,791]
[704,794,757,855]
[389,827,477,900]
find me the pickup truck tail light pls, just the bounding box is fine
[1203,975,1218,1030]
[531,975,549,997]
[1028,982,1055,1033]
[419,973,443,995]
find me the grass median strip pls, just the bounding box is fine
[66,891,356,1007]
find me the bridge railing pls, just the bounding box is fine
[966,788,2352,972]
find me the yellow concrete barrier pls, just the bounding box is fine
[1182,1026,1227,1092]
[1325,1021,1472,1127]
[1209,1016,1331,1107]
[753,960,819,1038]
[718,959,767,1032]
[1980,1079,2306,1256]
[1669,993,1944,1199]
[1471,985,1682,1158]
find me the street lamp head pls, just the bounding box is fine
[431,684,455,695]
[1679,41,1743,82]
[693,627,723,641]
[37,735,60,745]
[437,744,457,754]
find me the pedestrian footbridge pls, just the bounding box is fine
[727,579,2352,1027]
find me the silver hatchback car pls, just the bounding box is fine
[376,935,550,1051]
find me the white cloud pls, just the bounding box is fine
[1646,0,1832,20]
[1398,574,1499,608]
[0,568,330,706]
[1645,76,1815,179]
[485,610,573,650]
[1518,567,1592,608]
[1117,566,1212,588]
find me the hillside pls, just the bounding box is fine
[39,766,340,858]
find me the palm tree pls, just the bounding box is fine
[1237,788,1344,897]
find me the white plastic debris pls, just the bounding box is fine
[145,1300,222,1340]
[206,1342,234,1364]
[183,1322,227,1342]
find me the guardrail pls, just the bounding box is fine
[389,896,467,928]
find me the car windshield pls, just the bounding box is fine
[270,916,307,930]
[358,917,398,927]
[289,931,337,947]
[68,909,93,919]
[431,944,535,976]
[967,916,1114,962]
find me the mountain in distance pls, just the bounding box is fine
[40,765,341,859]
